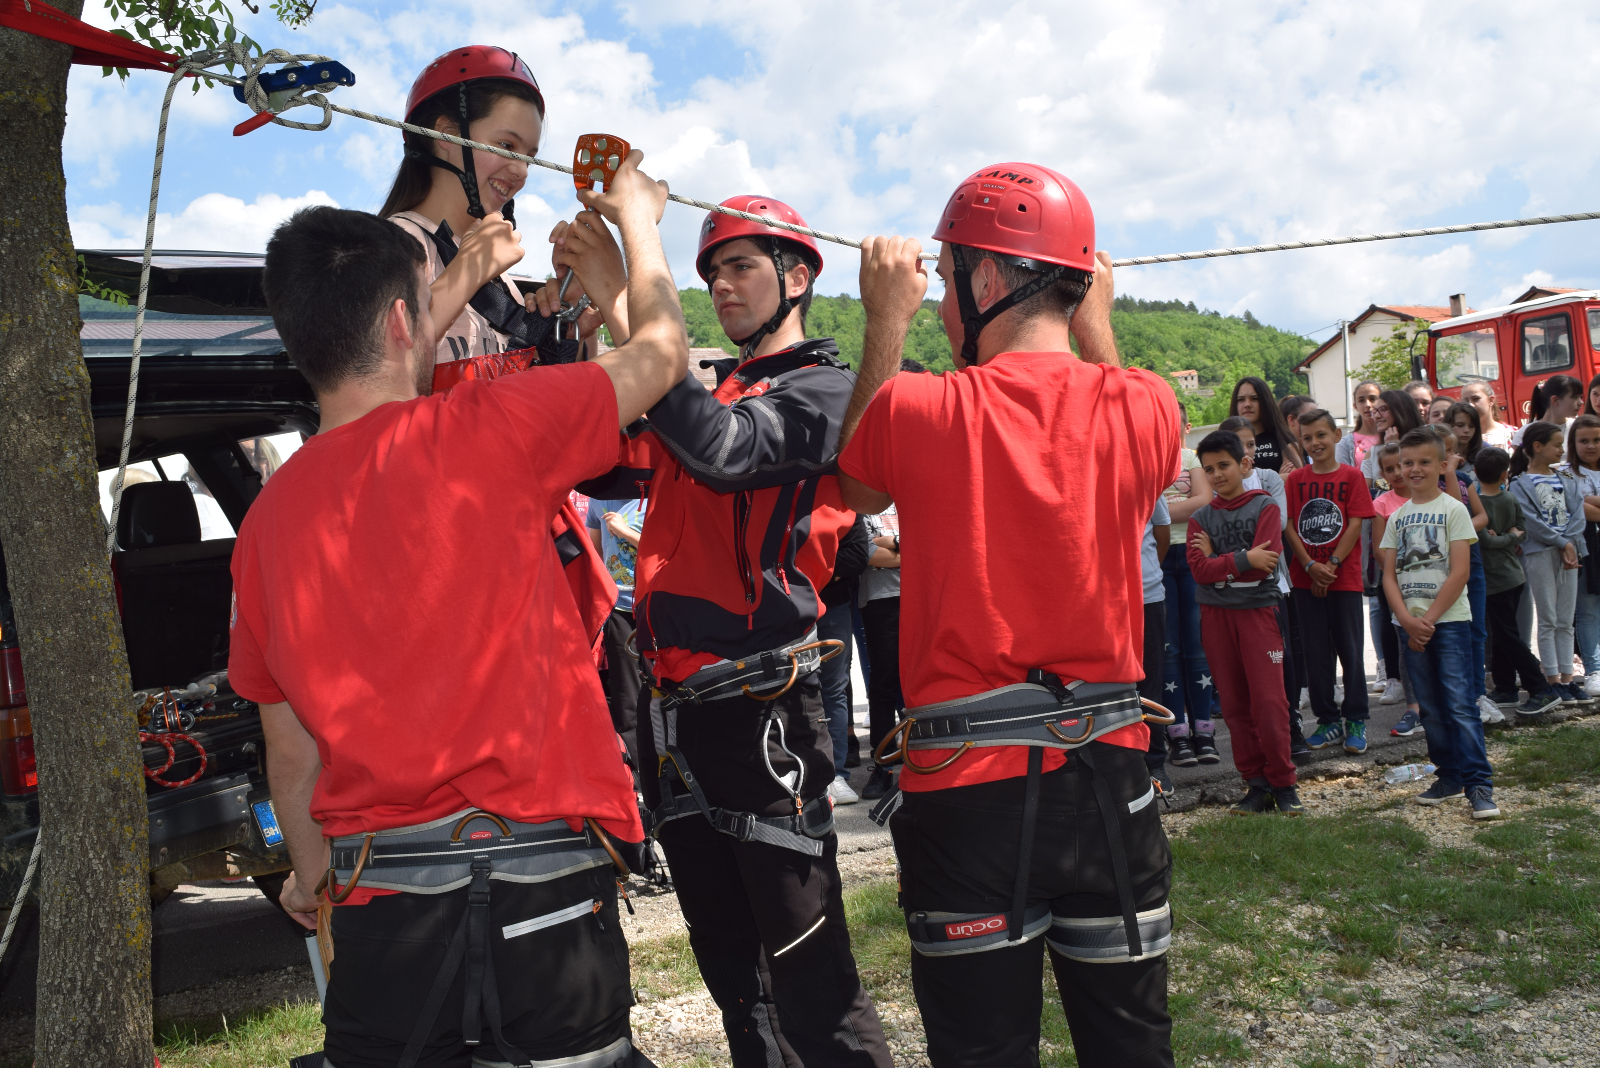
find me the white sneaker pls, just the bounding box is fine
[1477,695,1506,724]
[1380,679,1405,705]
[1371,666,1387,693]
[1585,674,1600,697]
[828,775,860,805]
[1334,683,1345,705]
[1299,688,1311,711]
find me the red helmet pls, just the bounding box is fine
[695,195,823,281]
[405,46,544,123]
[932,162,1094,272]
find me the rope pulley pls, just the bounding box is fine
[232,58,355,136]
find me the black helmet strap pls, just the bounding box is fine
[727,238,804,359]
[949,245,1072,367]
[407,82,521,225]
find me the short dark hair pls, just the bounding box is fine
[951,244,1092,325]
[900,358,928,373]
[773,239,819,330]
[264,206,426,393]
[1474,446,1511,484]
[1399,426,1446,461]
[1296,408,1338,434]
[1196,430,1245,463]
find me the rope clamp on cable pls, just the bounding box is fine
[229,50,355,136]
[572,133,630,191]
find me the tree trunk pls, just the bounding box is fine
[0,5,155,1066]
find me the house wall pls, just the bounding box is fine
[1304,311,1410,423]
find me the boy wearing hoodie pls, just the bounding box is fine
[1189,430,1302,814]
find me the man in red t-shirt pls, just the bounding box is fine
[835,164,1181,1068]
[1282,408,1377,750]
[230,154,685,1068]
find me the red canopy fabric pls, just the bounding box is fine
[0,0,181,71]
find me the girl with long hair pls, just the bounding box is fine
[1229,376,1303,473]
[1335,380,1382,471]
[1512,375,1584,450]
[1447,401,1485,475]
[1360,389,1424,483]
[1510,421,1588,702]
[1460,381,1512,450]
[1567,414,1600,694]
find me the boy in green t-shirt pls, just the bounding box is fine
[1378,428,1498,819]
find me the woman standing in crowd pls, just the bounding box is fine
[1448,402,1485,486]
[1230,376,1303,473]
[1512,375,1584,450]
[1163,403,1219,767]
[1361,389,1425,484]
[1462,381,1514,450]
[1336,380,1383,471]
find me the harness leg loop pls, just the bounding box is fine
[1009,746,1044,941]
[1076,744,1144,960]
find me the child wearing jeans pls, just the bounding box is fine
[1509,421,1588,704]
[1380,428,1498,820]
[1188,430,1302,815]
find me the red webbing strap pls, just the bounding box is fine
[0,0,181,71]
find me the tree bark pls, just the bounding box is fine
[0,5,155,1065]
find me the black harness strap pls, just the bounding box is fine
[1008,745,1044,941]
[1075,744,1144,960]
[396,907,469,1068]
[425,219,557,356]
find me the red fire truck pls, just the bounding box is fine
[1424,290,1600,423]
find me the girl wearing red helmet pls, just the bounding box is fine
[380,46,575,366]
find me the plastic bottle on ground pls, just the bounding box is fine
[1382,763,1437,784]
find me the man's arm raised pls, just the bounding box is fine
[838,236,926,515]
[576,151,688,427]
[1069,251,1119,366]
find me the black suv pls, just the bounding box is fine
[0,250,316,909]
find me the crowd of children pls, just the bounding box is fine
[1140,376,1600,822]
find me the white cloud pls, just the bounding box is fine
[71,190,340,251]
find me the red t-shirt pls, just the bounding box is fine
[837,351,1182,791]
[228,363,641,847]
[1283,463,1376,591]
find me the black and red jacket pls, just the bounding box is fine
[578,339,857,684]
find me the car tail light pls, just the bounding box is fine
[0,647,37,797]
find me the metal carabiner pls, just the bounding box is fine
[1140,698,1177,726]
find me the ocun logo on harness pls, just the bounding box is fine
[469,829,493,839]
[946,915,1007,940]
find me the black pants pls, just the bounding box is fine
[600,609,641,763]
[1139,601,1168,770]
[891,745,1174,1068]
[1380,608,1401,679]
[1486,584,1546,694]
[1292,588,1369,723]
[640,683,891,1066]
[323,868,634,1068]
[860,596,904,762]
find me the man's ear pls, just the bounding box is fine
[388,297,416,353]
[971,256,1008,314]
[785,262,811,302]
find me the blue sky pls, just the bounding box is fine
[63,0,1600,345]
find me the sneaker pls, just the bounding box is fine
[1272,786,1305,815]
[1380,679,1405,705]
[1585,674,1600,698]
[1229,785,1275,814]
[1342,720,1367,754]
[1566,681,1591,705]
[1298,688,1311,711]
[1517,690,1561,717]
[1334,683,1345,705]
[860,764,895,801]
[1489,689,1522,708]
[1306,721,1345,750]
[1467,785,1501,820]
[1194,735,1221,764]
[1390,710,1422,737]
[1169,737,1199,767]
[828,774,860,805]
[844,747,862,769]
[1414,779,1465,806]
[1370,665,1387,693]
[1557,682,1584,707]
[1289,734,1312,765]
[1477,695,1506,724]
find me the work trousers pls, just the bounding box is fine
[323,868,635,1068]
[1403,621,1493,790]
[861,596,904,764]
[1139,600,1169,770]
[890,745,1174,1068]
[1199,604,1295,788]
[1486,585,1546,695]
[819,599,856,777]
[1291,588,1368,724]
[600,609,641,764]
[656,817,893,1068]
[1161,544,1214,738]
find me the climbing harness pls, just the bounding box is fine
[319,809,640,1068]
[646,634,844,856]
[872,676,1176,961]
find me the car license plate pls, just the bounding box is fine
[252,799,285,847]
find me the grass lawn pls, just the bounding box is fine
[143,723,1600,1067]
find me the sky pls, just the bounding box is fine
[60,0,1600,346]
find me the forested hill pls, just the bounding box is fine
[681,289,1312,421]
